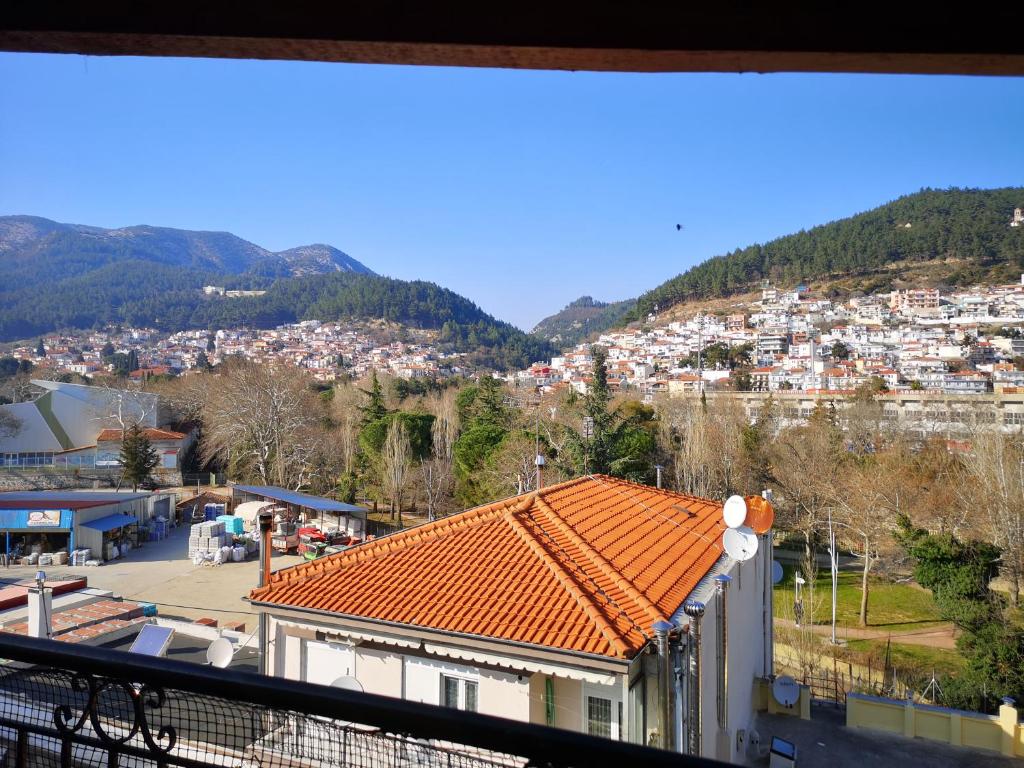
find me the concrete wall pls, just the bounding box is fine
[847,693,1024,758]
[552,676,583,732]
[355,646,403,697]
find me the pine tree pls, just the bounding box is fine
[195,350,211,370]
[35,339,46,357]
[206,335,216,353]
[100,342,115,360]
[127,349,140,372]
[360,371,389,426]
[584,346,614,474]
[119,423,159,491]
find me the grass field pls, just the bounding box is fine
[845,639,966,678]
[773,565,944,631]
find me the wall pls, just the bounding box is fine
[552,676,583,732]
[847,693,1024,758]
[355,646,403,697]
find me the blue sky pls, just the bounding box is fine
[2,54,1022,330]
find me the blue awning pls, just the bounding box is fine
[232,485,366,514]
[80,513,138,532]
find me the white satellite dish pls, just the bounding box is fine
[771,560,784,584]
[722,525,759,562]
[723,495,748,528]
[794,574,806,585]
[330,676,364,692]
[772,675,800,707]
[206,637,234,669]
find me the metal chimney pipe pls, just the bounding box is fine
[683,600,705,756]
[714,574,733,731]
[257,511,274,675]
[653,620,675,751]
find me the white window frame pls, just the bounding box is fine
[439,673,479,712]
[300,639,355,686]
[582,681,623,741]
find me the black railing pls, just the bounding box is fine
[0,634,721,768]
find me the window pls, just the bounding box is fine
[583,682,622,740]
[440,675,478,712]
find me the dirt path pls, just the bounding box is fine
[775,617,959,649]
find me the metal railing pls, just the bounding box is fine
[0,635,720,768]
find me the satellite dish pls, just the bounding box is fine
[722,525,759,561]
[771,560,784,585]
[772,675,800,707]
[330,676,364,692]
[206,638,233,668]
[744,495,776,534]
[794,574,806,585]
[723,495,748,528]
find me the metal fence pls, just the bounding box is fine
[0,635,715,768]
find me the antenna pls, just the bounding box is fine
[330,676,364,692]
[772,675,800,707]
[723,495,748,528]
[744,495,775,534]
[722,526,759,562]
[206,637,233,668]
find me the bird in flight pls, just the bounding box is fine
[676,224,685,231]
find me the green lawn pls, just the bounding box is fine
[773,565,944,631]
[845,639,966,678]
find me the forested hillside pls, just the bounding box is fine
[0,215,554,369]
[631,187,1024,319]
[531,296,637,348]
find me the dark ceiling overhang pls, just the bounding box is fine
[2,2,1023,75]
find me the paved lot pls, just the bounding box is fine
[750,706,1020,767]
[0,525,304,630]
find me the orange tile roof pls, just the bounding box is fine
[96,428,186,441]
[250,475,726,659]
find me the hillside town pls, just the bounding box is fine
[515,276,1024,398]
[0,320,464,385]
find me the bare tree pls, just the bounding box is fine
[421,389,459,520]
[0,409,21,440]
[956,429,1024,606]
[201,360,327,490]
[382,419,412,526]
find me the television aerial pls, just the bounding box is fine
[722,525,759,562]
[772,675,800,707]
[206,637,233,669]
[723,495,748,528]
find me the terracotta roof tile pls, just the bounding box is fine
[250,475,726,659]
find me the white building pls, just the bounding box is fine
[251,476,774,763]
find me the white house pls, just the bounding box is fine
[250,475,774,762]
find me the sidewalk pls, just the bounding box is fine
[775,617,959,649]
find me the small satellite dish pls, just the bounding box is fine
[744,495,776,534]
[794,574,806,585]
[723,495,748,528]
[722,525,759,561]
[206,637,233,668]
[330,676,364,692]
[771,560,784,585]
[772,675,800,707]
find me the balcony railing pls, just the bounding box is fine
[0,634,720,767]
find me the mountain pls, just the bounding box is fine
[631,187,1024,320]
[531,296,637,348]
[0,216,553,369]
[0,215,375,283]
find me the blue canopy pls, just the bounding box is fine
[80,513,138,532]
[233,485,365,513]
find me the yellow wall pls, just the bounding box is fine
[847,693,1023,758]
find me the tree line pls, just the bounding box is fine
[630,186,1024,319]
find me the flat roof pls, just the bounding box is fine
[233,485,365,513]
[0,491,150,511]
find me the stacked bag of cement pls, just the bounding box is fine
[188,520,231,561]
